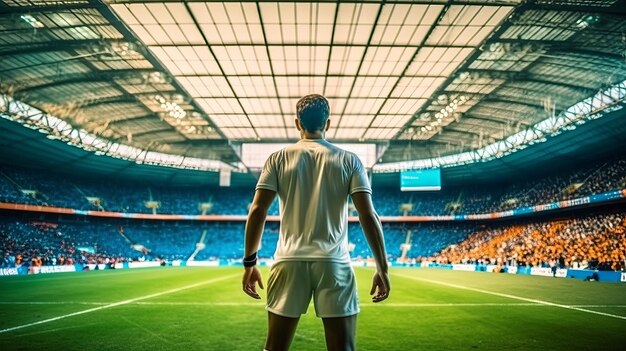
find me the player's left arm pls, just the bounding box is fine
[242,188,276,299]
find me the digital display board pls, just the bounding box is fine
[400,169,441,191]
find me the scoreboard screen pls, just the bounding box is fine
[400,169,441,191]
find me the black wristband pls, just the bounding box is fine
[243,252,258,267]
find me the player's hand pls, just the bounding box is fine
[370,270,390,303]
[242,266,264,299]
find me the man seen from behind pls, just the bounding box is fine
[242,94,390,351]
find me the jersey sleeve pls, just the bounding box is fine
[256,152,278,192]
[349,154,372,195]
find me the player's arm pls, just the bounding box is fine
[351,191,390,302]
[242,188,276,299]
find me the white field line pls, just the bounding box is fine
[0,301,109,305]
[392,272,626,321]
[12,325,85,338]
[360,303,626,308]
[0,274,238,334]
[121,316,172,345]
[2,301,626,308]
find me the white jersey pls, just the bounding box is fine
[256,139,371,263]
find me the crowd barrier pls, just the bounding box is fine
[0,261,164,276]
[415,262,625,283]
[2,261,624,283]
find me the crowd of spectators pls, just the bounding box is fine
[433,212,626,271]
[0,217,472,268]
[348,222,473,260]
[0,156,624,216]
[1,155,625,273]
[3,211,624,272]
[0,220,212,269]
[0,220,134,269]
[494,158,626,212]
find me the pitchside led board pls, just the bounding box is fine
[400,169,442,191]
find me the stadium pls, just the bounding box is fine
[1,0,625,350]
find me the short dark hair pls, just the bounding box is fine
[296,94,330,132]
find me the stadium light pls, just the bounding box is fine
[0,95,242,172]
[576,15,600,29]
[20,15,45,28]
[419,95,468,136]
[155,95,186,119]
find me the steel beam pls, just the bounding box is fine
[14,69,157,93]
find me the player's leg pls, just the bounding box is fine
[322,315,357,351]
[264,312,300,351]
[311,261,360,351]
[265,261,312,351]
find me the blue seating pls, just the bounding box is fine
[2,155,624,216]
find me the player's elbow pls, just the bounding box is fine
[248,203,269,218]
[358,209,380,224]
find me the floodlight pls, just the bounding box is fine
[20,15,45,28]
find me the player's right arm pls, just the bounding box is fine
[351,192,390,303]
[242,188,276,299]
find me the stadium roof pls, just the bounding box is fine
[2,101,625,187]
[1,0,626,173]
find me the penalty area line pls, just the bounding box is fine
[0,274,239,334]
[392,272,626,321]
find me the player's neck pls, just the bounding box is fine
[301,130,325,140]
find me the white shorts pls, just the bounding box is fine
[266,261,359,318]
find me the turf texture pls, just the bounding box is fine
[0,266,625,350]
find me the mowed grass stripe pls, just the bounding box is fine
[0,273,239,334]
[392,272,626,321]
[0,267,232,303]
[0,267,241,329]
[5,300,626,308]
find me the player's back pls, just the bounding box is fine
[260,139,368,262]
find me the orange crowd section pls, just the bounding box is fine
[436,214,626,271]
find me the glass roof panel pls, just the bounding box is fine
[351,76,397,98]
[256,127,287,139]
[392,77,446,98]
[324,76,356,97]
[196,98,244,115]
[208,114,251,128]
[371,114,412,128]
[221,127,258,140]
[110,2,516,143]
[333,128,367,139]
[343,98,385,114]
[327,46,366,75]
[247,114,284,128]
[380,98,427,115]
[239,98,282,114]
[363,128,398,140]
[359,46,416,75]
[279,98,300,115]
[127,3,157,25]
[338,115,375,128]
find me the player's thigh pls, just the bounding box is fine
[322,315,357,351]
[267,261,313,318]
[265,312,300,351]
[311,262,359,318]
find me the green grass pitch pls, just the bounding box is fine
[0,267,625,350]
